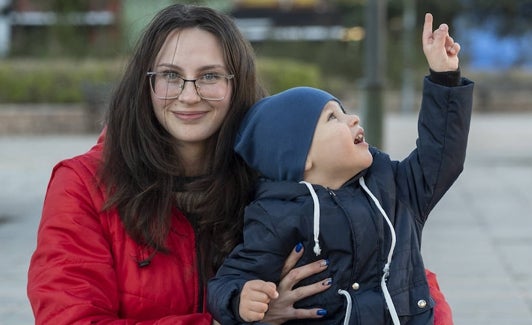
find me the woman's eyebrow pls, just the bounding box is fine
[199,64,226,70]
[153,63,227,72]
[196,64,229,73]
[153,63,181,71]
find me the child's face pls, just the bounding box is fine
[304,101,373,189]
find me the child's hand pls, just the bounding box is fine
[422,13,460,72]
[239,280,279,322]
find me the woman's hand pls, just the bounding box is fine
[262,243,331,324]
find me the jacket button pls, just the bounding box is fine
[417,299,427,308]
[351,282,360,290]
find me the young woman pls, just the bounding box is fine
[27,4,329,324]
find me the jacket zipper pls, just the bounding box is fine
[327,187,359,281]
[327,188,339,204]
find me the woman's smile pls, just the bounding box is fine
[171,110,209,121]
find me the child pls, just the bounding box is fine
[208,13,473,325]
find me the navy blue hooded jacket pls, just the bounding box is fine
[208,76,474,324]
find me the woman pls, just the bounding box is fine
[27,4,329,324]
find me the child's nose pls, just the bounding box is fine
[346,114,360,126]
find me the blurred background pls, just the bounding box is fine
[0,0,530,137]
[0,0,531,324]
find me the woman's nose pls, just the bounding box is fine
[178,81,201,102]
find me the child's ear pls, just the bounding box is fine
[304,158,313,172]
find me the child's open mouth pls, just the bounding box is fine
[354,133,364,144]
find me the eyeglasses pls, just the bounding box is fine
[147,71,234,101]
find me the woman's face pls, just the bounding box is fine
[151,28,232,153]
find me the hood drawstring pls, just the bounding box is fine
[359,177,400,325]
[300,178,400,325]
[338,289,353,325]
[300,181,351,325]
[300,181,322,255]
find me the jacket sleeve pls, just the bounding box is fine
[397,76,474,221]
[27,163,211,325]
[208,203,296,324]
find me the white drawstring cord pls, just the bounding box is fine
[359,177,400,325]
[338,289,352,325]
[299,181,321,255]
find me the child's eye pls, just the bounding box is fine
[327,113,337,121]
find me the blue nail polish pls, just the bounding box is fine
[295,242,303,253]
[317,309,327,316]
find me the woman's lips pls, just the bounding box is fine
[172,111,207,121]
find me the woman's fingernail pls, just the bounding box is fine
[295,242,303,253]
[317,309,327,316]
[320,259,329,267]
[322,278,332,286]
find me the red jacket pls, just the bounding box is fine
[27,133,211,324]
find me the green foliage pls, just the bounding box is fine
[0,59,125,103]
[254,40,364,82]
[257,58,321,94]
[0,58,321,103]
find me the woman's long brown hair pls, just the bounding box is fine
[99,4,266,277]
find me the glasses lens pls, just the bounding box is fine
[196,75,229,101]
[149,73,231,101]
[151,73,181,99]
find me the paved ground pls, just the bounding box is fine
[386,112,532,325]
[1,111,531,324]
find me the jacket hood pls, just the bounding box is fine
[235,87,340,182]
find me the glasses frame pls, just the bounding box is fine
[147,71,234,101]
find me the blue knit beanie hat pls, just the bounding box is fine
[235,87,339,182]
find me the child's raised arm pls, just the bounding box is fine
[422,13,461,72]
